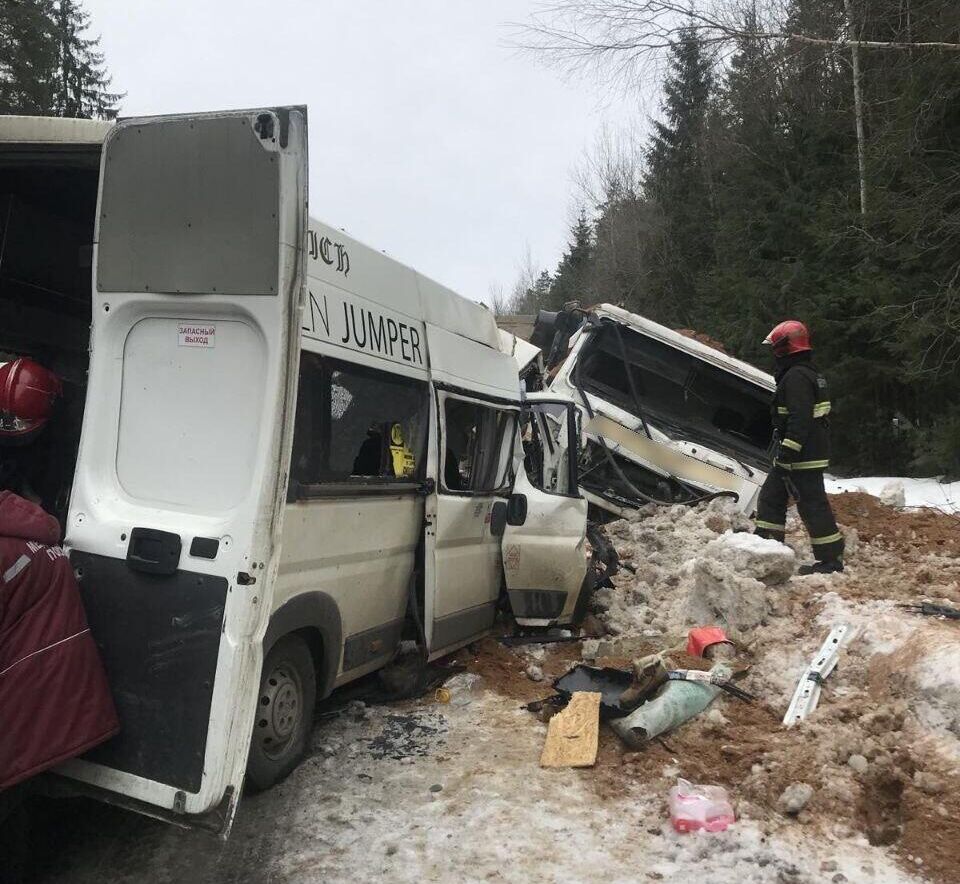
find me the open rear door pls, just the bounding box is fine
[59,108,307,833]
[502,396,589,627]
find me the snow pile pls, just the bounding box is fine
[701,531,797,584]
[880,480,907,508]
[686,533,795,638]
[598,500,798,640]
[826,475,959,514]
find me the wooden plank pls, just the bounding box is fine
[539,691,601,768]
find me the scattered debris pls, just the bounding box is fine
[783,624,850,727]
[667,668,755,703]
[610,674,721,748]
[498,631,579,648]
[553,664,635,718]
[617,653,670,711]
[900,601,960,621]
[668,778,735,833]
[540,691,601,768]
[778,782,814,816]
[686,626,735,660]
[366,711,448,760]
[525,664,545,682]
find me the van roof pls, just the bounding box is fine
[592,303,775,391]
[0,115,113,145]
[308,218,500,352]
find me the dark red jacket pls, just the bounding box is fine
[0,491,119,790]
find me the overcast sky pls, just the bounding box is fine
[83,0,642,306]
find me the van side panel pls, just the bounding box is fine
[274,496,422,683]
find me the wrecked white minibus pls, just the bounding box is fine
[530,304,777,518]
[0,108,589,836]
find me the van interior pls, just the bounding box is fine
[0,144,100,529]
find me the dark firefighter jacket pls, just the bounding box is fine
[771,356,831,471]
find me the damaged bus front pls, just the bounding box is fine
[533,304,776,518]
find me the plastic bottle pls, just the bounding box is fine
[668,778,735,833]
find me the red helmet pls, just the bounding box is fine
[762,320,811,357]
[0,358,62,439]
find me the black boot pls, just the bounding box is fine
[798,560,844,576]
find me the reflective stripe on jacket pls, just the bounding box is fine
[771,362,831,471]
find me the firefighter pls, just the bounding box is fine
[753,321,844,575]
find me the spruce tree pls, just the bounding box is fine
[0,0,59,114]
[54,0,120,118]
[0,0,120,118]
[642,27,716,325]
[549,212,595,308]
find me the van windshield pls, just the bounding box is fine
[577,323,772,466]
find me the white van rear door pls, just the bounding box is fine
[60,108,307,833]
[502,397,589,627]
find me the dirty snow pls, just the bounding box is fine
[826,475,960,514]
[30,676,918,884]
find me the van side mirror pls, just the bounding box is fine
[507,493,527,526]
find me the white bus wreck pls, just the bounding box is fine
[528,304,777,518]
[0,108,593,837]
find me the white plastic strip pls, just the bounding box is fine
[783,624,850,727]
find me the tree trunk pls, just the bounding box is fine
[844,0,868,216]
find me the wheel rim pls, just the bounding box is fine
[256,662,303,760]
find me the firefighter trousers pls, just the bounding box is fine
[754,468,844,562]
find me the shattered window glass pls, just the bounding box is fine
[290,353,428,492]
[443,398,515,493]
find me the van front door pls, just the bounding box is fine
[59,108,307,833]
[424,390,518,655]
[502,397,589,626]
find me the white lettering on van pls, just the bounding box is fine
[177,322,216,348]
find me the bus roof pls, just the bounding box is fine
[0,115,113,145]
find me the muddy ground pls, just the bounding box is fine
[24,492,960,884]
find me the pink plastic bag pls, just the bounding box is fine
[668,778,735,833]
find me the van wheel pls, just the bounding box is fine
[246,634,317,792]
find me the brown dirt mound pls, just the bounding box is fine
[453,637,583,702]
[830,491,960,558]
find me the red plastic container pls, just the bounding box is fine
[686,626,733,659]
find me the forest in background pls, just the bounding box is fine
[0,0,120,120]
[499,0,960,477]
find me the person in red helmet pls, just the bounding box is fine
[753,321,844,574]
[0,357,62,441]
[0,357,64,505]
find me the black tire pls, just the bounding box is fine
[245,634,317,793]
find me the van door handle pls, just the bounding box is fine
[126,528,182,575]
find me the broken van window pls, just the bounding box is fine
[290,354,428,491]
[578,323,772,463]
[443,398,515,494]
[522,403,576,496]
